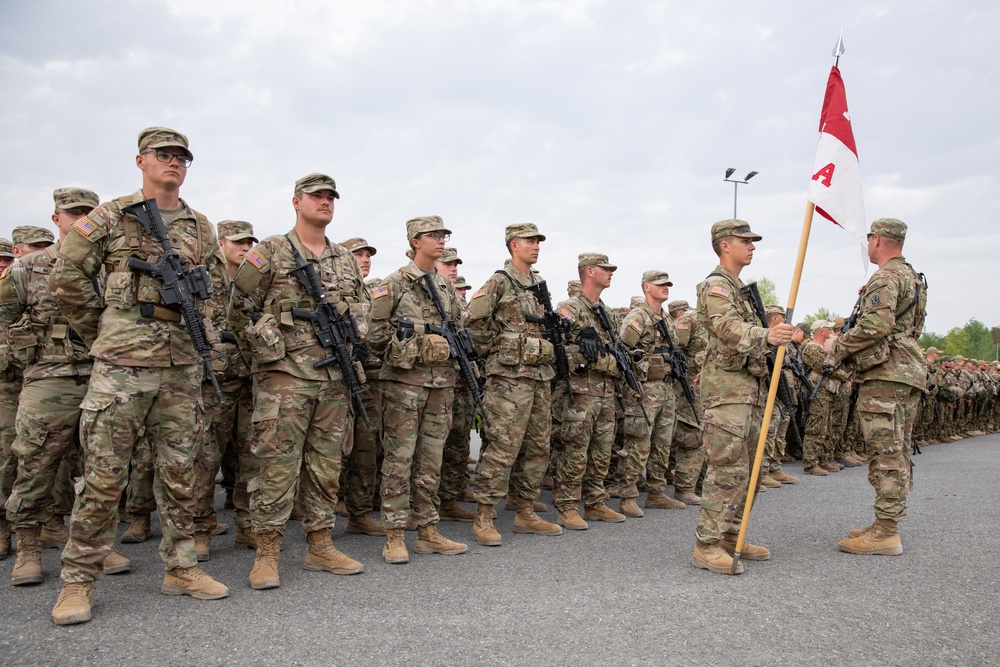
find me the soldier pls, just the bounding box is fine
[466,223,562,546]
[454,276,471,300]
[825,218,926,555]
[2,191,133,586]
[800,320,840,475]
[759,305,799,486]
[228,173,368,589]
[668,299,707,504]
[691,219,795,575]
[338,237,387,538]
[552,253,627,529]
[48,126,228,625]
[368,216,468,564]
[0,238,19,560]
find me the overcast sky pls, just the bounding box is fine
[1,0,996,335]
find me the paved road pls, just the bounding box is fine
[1,435,997,666]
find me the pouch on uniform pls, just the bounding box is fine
[521,336,555,366]
[496,331,521,366]
[419,333,451,366]
[387,331,420,369]
[103,271,136,310]
[646,354,668,381]
[853,339,890,372]
[247,312,286,364]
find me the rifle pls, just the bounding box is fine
[416,273,491,429]
[843,382,860,439]
[743,283,795,410]
[121,199,222,402]
[284,235,371,429]
[652,319,699,425]
[523,280,573,400]
[809,291,864,401]
[593,303,650,426]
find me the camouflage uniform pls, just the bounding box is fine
[50,190,217,581]
[801,335,845,470]
[467,257,554,506]
[669,301,706,495]
[368,255,463,529]
[0,247,22,555]
[827,219,927,524]
[228,229,368,534]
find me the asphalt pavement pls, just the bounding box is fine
[1,434,997,666]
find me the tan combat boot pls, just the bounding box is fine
[234,527,257,549]
[11,526,43,585]
[556,509,589,531]
[719,534,771,561]
[847,521,877,539]
[194,532,211,562]
[645,492,686,510]
[473,503,502,546]
[346,513,387,536]
[414,524,468,555]
[161,566,229,599]
[769,470,798,484]
[304,530,364,575]
[674,489,702,505]
[760,474,782,488]
[120,514,150,543]
[0,518,11,560]
[804,466,828,476]
[512,499,562,536]
[821,462,840,473]
[212,522,228,536]
[103,546,131,575]
[584,503,626,523]
[249,529,282,589]
[383,528,409,564]
[503,492,547,513]
[439,499,476,522]
[40,515,69,549]
[838,518,902,556]
[51,582,94,625]
[692,541,744,575]
[618,497,644,518]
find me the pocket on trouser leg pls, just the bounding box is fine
[701,407,749,467]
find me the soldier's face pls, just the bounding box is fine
[456,287,468,300]
[352,249,372,277]
[413,232,446,263]
[591,265,613,289]
[137,148,188,189]
[512,237,541,266]
[436,260,459,282]
[221,238,254,268]
[293,190,336,226]
[0,257,12,270]
[727,237,755,267]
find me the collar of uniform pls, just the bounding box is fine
[128,189,197,221]
[288,228,332,261]
[711,264,744,288]
[502,258,535,285]
[402,260,437,282]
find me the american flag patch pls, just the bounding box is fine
[373,285,389,299]
[471,288,486,299]
[629,319,644,333]
[246,250,267,269]
[559,307,574,321]
[677,322,690,330]
[710,285,730,297]
[73,217,97,237]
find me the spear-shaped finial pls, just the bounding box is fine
[832,29,845,67]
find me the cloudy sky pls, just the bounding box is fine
[1,0,996,335]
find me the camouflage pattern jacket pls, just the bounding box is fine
[50,190,217,368]
[228,230,368,383]
[829,256,927,390]
[695,264,771,408]
[620,297,677,388]
[0,243,93,380]
[466,259,555,383]
[557,293,621,398]
[204,248,249,384]
[368,261,461,389]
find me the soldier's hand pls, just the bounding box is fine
[578,327,605,362]
[766,323,795,345]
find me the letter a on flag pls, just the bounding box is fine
[808,66,867,254]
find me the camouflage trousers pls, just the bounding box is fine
[248,371,353,534]
[762,402,789,474]
[440,384,473,503]
[123,435,156,518]
[620,381,676,499]
[859,380,919,523]
[829,387,852,460]
[216,380,254,531]
[472,375,551,506]
[62,361,204,583]
[695,402,762,545]
[5,376,88,527]
[192,377,251,533]
[670,417,705,493]
[0,376,23,516]
[341,383,383,516]
[802,390,835,469]
[379,382,453,529]
[553,390,617,512]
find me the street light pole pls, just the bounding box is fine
[723,168,758,218]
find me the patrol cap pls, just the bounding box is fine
[833,317,845,330]
[641,270,673,286]
[405,215,451,242]
[505,223,546,244]
[667,299,689,313]
[954,355,966,363]
[12,225,54,246]
[0,238,13,259]
[217,220,258,243]
[294,173,340,198]
[340,237,377,255]
[53,187,99,211]
[796,321,812,336]
[811,319,833,331]
[926,346,940,355]
[439,247,463,264]
[711,218,762,243]
[765,304,785,318]
[138,126,193,161]
[869,217,907,242]
[578,252,616,271]
[454,275,471,290]
[567,279,582,296]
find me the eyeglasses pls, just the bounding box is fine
[141,149,192,168]
[421,231,450,241]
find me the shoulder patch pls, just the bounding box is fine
[870,292,881,306]
[559,307,574,321]
[73,217,98,237]
[245,249,267,270]
[471,288,486,300]
[710,285,731,298]
[677,322,690,330]
[373,285,389,299]
[629,319,644,333]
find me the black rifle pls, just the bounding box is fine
[284,236,371,429]
[122,199,222,402]
[809,291,864,401]
[593,303,650,425]
[416,273,491,429]
[523,280,574,400]
[843,382,860,439]
[653,319,699,425]
[743,282,795,410]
